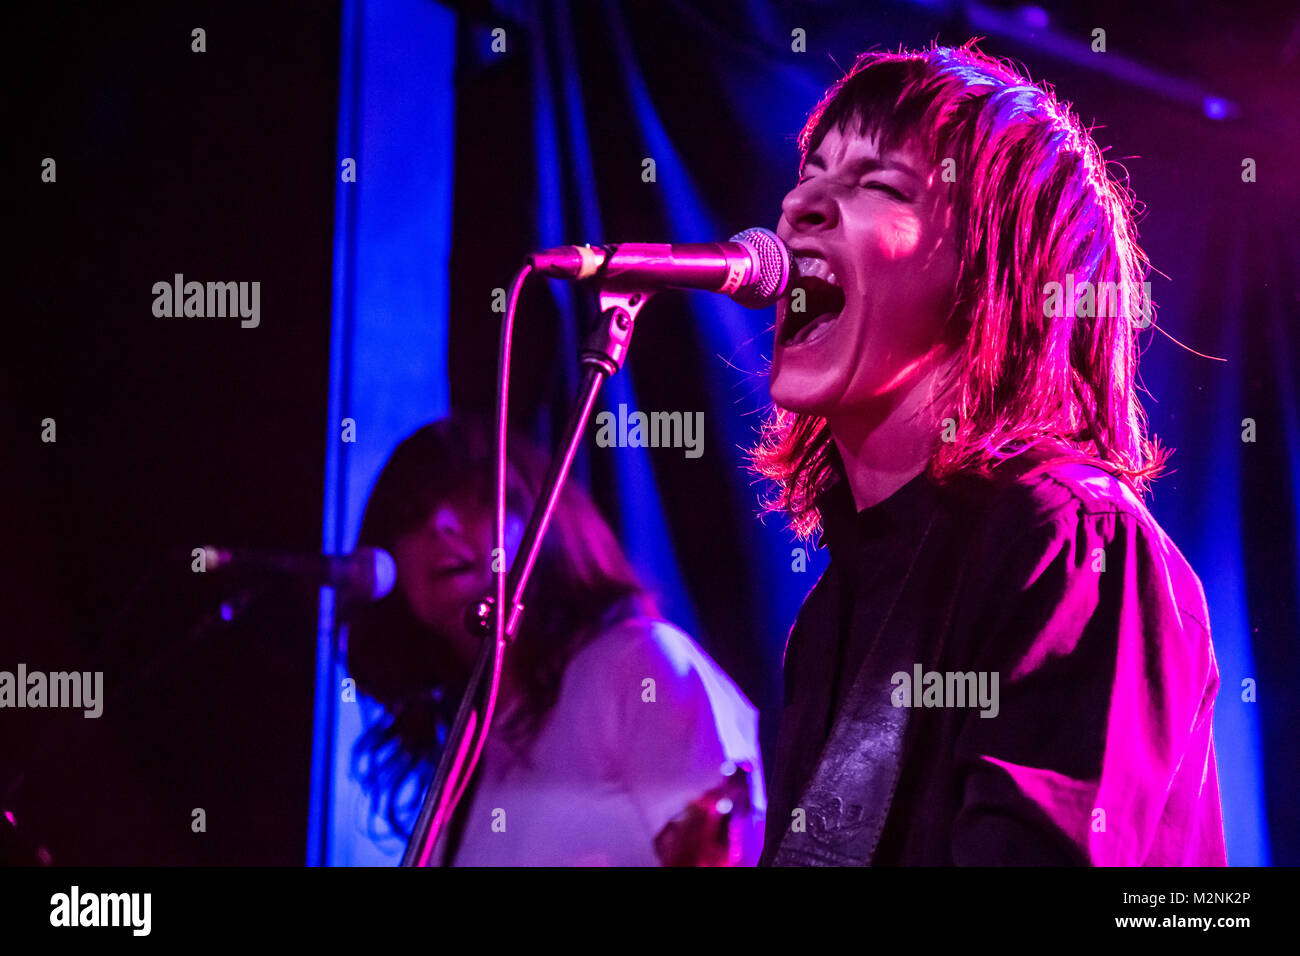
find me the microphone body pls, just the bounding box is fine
[199,546,397,604]
[529,228,792,308]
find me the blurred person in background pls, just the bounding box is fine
[347,414,765,866]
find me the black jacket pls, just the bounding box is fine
[761,444,1226,866]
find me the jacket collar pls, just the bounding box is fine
[814,449,939,563]
[814,438,1090,557]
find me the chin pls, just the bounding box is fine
[769,365,843,417]
[769,382,814,416]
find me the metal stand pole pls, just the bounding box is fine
[401,288,650,866]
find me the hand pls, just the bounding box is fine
[652,763,752,867]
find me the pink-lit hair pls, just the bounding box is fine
[752,42,1170,538]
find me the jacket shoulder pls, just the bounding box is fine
[947,447,1211,639]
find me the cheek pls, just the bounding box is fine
[866,216,959,328]
[468,513,525,567]
[390,540,431,604]
[390,535,425,575]
[876,211,923,259]
[840,200,923,263]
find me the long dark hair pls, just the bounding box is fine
[346,414,657,838]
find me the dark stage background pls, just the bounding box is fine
[6,0,1298,866]
[7,3,340,864]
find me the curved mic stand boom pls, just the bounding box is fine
[401,272,651,867]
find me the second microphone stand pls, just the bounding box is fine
[401,285,651,866]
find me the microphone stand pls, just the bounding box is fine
[400,285,651,866]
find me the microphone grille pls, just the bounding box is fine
[729,227,793,308]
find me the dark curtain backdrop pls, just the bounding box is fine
[7,2,341,864]
[443,0,1299,865]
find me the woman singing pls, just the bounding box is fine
[754,43,1225,866]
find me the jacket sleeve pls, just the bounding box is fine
[950,502,1225,865]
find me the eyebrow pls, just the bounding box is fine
[803,151,924,182]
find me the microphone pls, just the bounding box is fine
[528,227,793,308]
[198,546,397,604]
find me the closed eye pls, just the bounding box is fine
[795,175,910,200]
[862,181,908,200]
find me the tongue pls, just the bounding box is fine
[792,309,839,345]
[787,278,845,345]
[805,313,838,342]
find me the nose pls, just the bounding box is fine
[430,503,465,541]
[781,176,838,234]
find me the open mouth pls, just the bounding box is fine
[781,257,846,347]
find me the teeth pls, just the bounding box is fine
[794,254,838,287]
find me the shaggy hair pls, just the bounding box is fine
[752,42,1169,538]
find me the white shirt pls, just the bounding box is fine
[430,617,766,866]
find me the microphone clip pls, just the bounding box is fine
[581,287,653,375]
